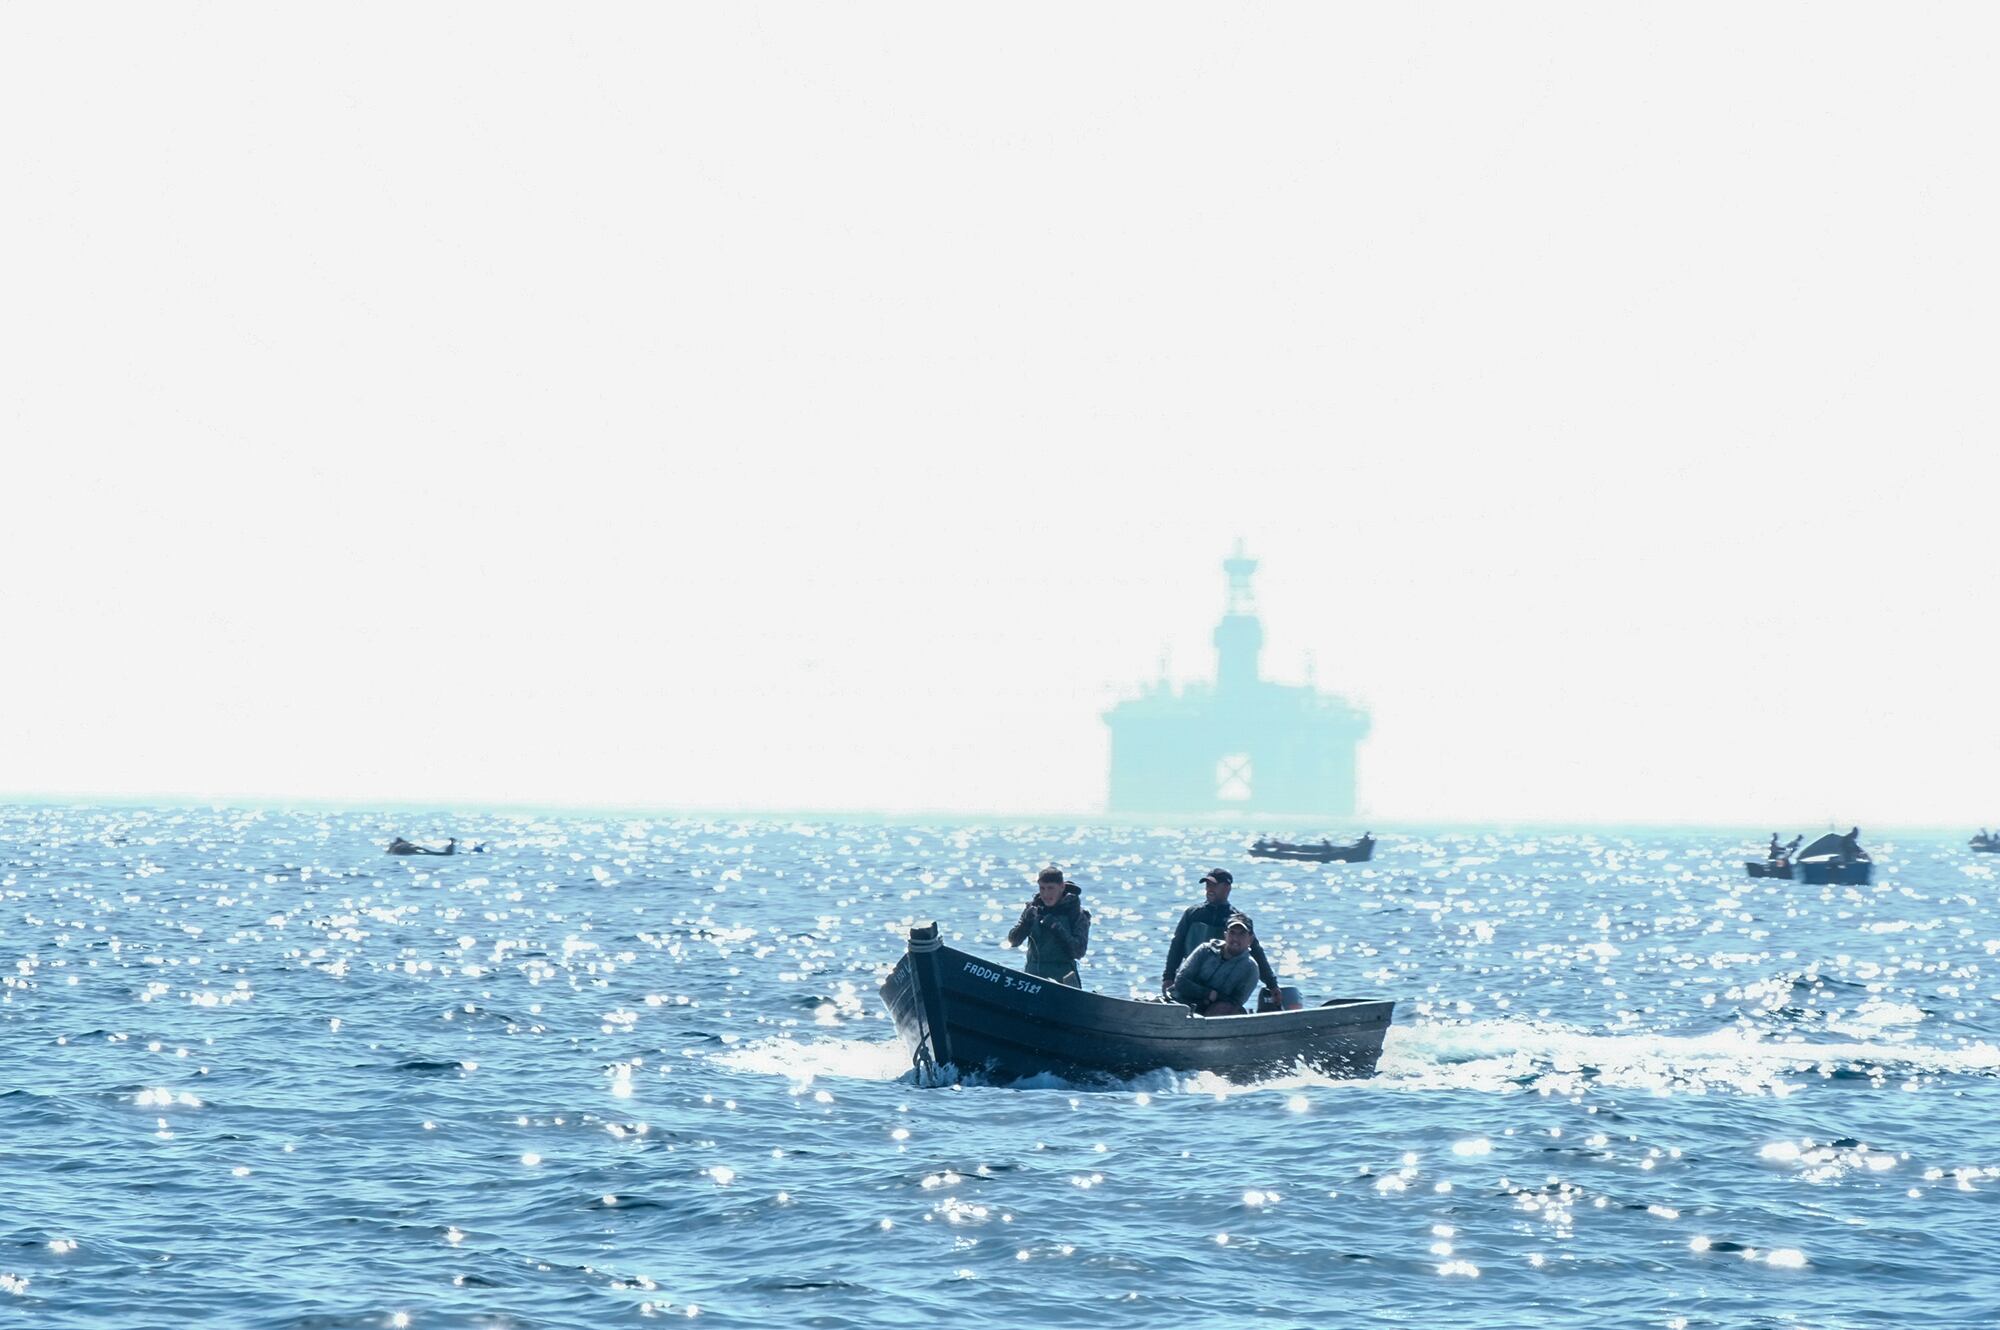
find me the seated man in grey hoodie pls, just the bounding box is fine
[1169,915,1261,1015]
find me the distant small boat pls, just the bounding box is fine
[1744,859,1795,880]
[1972,833,1999,855]
[1793,831,1872,885]
[387,837,458,856]
[878,925,1393,1085]
[1248,834,1376,864]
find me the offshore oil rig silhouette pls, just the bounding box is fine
[1103,544,1370,816]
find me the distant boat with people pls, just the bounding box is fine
[386,837,485,856]
[1973,830,2000,854]
[1794,828,1872,885]
[1746,829,1872,884]
[879,924,1393,1085]
[1248,833,1376,864]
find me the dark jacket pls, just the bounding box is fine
[1161,897,1278,993]
[1006,887,1086,985]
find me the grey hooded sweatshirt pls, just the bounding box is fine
[1170,939,1260,1010]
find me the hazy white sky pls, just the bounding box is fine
[3,5,1996,824]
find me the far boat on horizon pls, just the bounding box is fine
[1248,832,1376,864]
[1973,830,1999,854]
[1748,829,1871,884]
[1796,829,1872,884]
[386,837,487,856]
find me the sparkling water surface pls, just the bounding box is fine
[5,806,1999,1328]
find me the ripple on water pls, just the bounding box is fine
[5,808,2000,1328]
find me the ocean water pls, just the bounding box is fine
[4,807,1998,1329]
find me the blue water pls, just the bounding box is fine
[5,807,1998,1328]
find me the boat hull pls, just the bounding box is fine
[879,926,1393,1085]
[1797,859,1872,885]
[1744,860,1793,880]
[1248,840,1375,864]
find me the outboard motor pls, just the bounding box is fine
[1257,984,1306,1012]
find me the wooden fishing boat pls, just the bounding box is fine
[1248,834,1376,864]
[1744,859,1794,880]
[878,924,1393,1085]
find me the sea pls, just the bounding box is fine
[4,806,1997,1329]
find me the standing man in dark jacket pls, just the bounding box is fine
[1006,866,1087,987]
[1160,868,1279,1004]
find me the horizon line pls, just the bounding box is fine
[0,789,1984,835]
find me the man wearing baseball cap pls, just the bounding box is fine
[1159,867,1281,1006]
[1168,913,1263,1014]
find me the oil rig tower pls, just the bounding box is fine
[1103,544,1370,816]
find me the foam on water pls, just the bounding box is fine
[711,1035,917,1084]
[707,1017,2000,1107]
[1379,1017,2000,1096]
